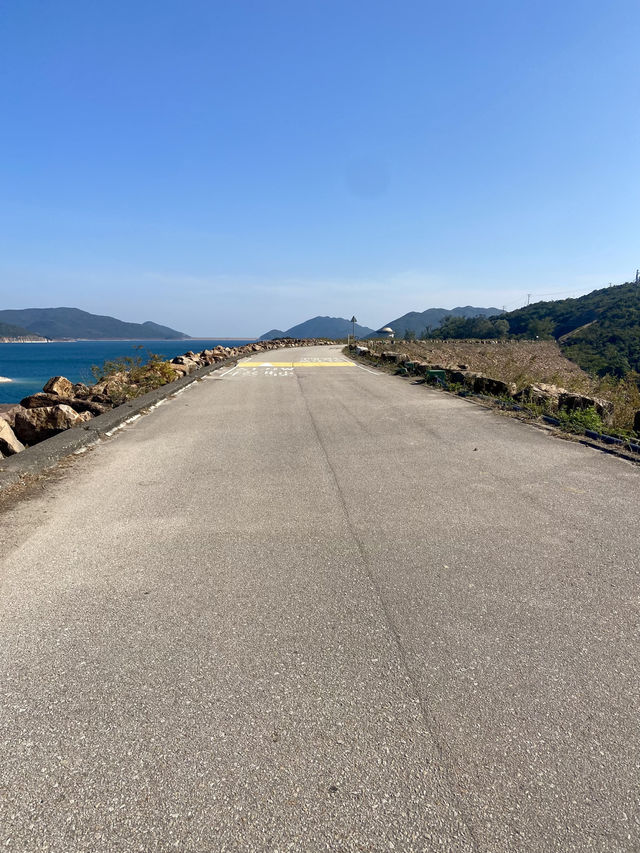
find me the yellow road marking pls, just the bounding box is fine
[237,362,355,367]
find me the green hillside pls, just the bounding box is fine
[0,308,188,340]
[0,320,46,340]
[429,281,640,379]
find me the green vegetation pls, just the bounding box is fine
[91,349,178,403]
[428,315,510,340]
[555,407,605,434]
[0,320,45,339]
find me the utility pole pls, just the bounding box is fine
[527,293,532,305]
[636,269,639,284]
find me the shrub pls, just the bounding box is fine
[91,349,178,403]
[556,406,604,434]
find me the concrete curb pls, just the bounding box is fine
[0,357,237,491]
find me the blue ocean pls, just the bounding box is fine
[0,339,254,404]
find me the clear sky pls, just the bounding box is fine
[1,1,638,336]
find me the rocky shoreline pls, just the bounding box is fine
[0,338,331,459]
[0,337,47,344]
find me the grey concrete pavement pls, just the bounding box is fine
[1,345,638,851]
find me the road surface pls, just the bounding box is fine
[1,345,638,852]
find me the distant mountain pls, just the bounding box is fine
[259,329,286,341]
[261,316,376,340]
[0,320,47,342]
[0,308,189,340]
[376,306,501,338]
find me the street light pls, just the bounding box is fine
[350,316,357,342]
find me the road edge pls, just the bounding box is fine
[0,357,237,491]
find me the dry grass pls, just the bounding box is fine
[373,340,592,390]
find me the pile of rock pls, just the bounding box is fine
[165,338,333,375]
[0,375,105,456]
[0,338,333,458]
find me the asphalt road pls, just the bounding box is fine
[1,345,638,852]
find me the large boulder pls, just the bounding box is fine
[171,355,199,374]
[66,399,110,416]
[88,392,113,405]
[20,393,110,417]
[472,375,513,397]
[0,405,22,428]
[558,392,613,421]
[459,371,482,389]
[444,369,467,384]
[43,376,74,397]
[90,374,129,401]
[0,420,25,456]
[382,352,408,364]
[71,383,92,399]
[170,356,199,376]
[13,405,92,445]
[21,392,67,408]
[513,384,564,408]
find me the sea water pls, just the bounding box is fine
[0,339,254,404]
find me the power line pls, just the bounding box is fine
[531,289,582,298]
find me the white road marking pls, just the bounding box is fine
[352,362,380,375]
[104,414,142,437]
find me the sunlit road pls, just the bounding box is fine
[1,345,638,852]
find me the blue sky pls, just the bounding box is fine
[1,1,638,336]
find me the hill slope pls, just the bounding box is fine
[430,282,640,378]
[379,305,501,337]
[0,308,189,340]
[504,282,640,377]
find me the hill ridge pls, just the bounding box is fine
[0,307,189,341]
[261,315,375,340]
[377,305,502,337]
